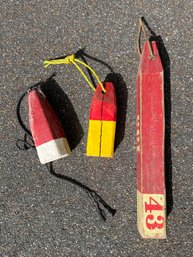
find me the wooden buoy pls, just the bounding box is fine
[28,89,71,164]
[136,41,166,239]
[86,82,117,157]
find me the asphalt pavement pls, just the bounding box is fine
[1,0,193,256]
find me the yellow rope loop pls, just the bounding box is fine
[43,54,106,93]
[74,59,106,93]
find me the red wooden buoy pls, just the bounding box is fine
[28,89,71,164]
[86,82,117,157]
[136,40,166,239]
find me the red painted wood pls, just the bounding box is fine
[136,73,141,189]
[28,89,65,147]
[136,41,165,194]
[89,82,117,121]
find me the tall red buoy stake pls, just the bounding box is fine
[136,20,166,239]
[28,89,71,164]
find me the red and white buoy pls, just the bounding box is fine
[28,89,71,164]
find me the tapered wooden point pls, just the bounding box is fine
[136,41,166,239]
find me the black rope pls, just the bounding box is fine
[75,49,115,91]
[16,83,39,150]
[16,81,116,220]
[46,163,116,220]
[75,49,115,74]
[16,133,35,150]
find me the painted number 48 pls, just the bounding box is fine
[145,197,164,230]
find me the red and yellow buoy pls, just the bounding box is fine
[86,82,117,157]
[43,53,117,158]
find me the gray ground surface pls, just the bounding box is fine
[1,0,193,256]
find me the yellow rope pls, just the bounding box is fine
[43,54,106,93]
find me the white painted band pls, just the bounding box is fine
[36,137,71,164]
[137,190,166,239]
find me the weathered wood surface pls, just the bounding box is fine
[136,41,166,239]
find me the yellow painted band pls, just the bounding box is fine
[86,120,116,157]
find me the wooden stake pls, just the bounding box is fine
[136,41,166,239]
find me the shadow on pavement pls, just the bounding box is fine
[41,75,84,151]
